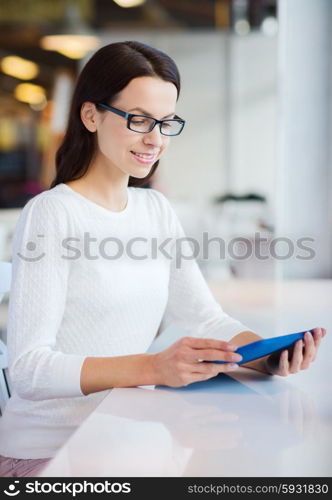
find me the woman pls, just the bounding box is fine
[0,41,325,477]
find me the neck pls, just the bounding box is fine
[68,157,130,212]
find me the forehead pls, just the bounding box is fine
[113,76,177,115]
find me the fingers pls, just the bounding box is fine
[289,329,321,372]
[278,349,289,376]
[311,328,322,361]
[178,337,242,364]
[275,327,325,377]
[301,331,315,369]
[174,359,240,386]
[194,360,239,375]
[191,362,239,382]
[289,339,303,373]
[190,348,242,364]
[183,337,237,352]
[177,328,326,384]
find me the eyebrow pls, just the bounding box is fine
[128,107,176,119]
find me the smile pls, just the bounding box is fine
[130,151,158,164]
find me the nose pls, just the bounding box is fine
[143,123,164,147]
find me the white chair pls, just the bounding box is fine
[0,261,12,415]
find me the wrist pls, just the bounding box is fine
[149,352,164,386]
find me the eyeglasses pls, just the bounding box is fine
[96,102,185,136]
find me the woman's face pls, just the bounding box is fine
[88,76,178,179]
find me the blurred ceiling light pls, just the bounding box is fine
[41,35,99,59]
[1,56,39,80]
[234,19,250,36]
[40,4,100,59]
[14,83,46,105]
[30,99,48,112]
[261,17,278,36]
[0,118,17,151]
[113,0,146,7]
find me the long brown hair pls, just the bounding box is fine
[50,41,181,189]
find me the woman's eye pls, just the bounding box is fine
[132,119,147,125]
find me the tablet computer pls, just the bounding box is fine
[210,329,314,365]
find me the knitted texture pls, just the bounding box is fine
[0,184,249,458]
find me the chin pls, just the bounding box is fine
[134,170,152,179]
[129,166,154,179]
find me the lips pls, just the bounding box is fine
[130,151,158,164]
[131,151,157,159]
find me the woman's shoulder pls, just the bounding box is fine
[11,186,75,245]
[23,184,76,212]
[18,185,75,226]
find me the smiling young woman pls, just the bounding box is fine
[50,41,183,209]
[0,40,325,477]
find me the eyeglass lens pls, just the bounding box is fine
[129,116,183,135]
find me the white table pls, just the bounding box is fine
[40,279,332,477]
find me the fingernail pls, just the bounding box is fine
[305,331,312,340]
[226,344,237,351]
[228,363,239,370]
[232,354,242,362]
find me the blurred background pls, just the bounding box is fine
[0,0,331,337]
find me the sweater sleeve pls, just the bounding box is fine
[7,195,86,401]
[158,194,251,343]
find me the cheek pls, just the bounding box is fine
[98,127,133,157]
[161,137,170,152]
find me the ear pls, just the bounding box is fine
[80,102,98,132]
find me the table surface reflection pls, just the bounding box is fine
[40,279,332,477]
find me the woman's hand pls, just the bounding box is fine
[265,327,326,376]
[153,337,242,387]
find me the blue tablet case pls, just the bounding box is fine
[210,329,314,365]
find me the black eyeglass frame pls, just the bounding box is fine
[96,102,185,136]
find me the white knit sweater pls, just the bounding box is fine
[0,183,249,459]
